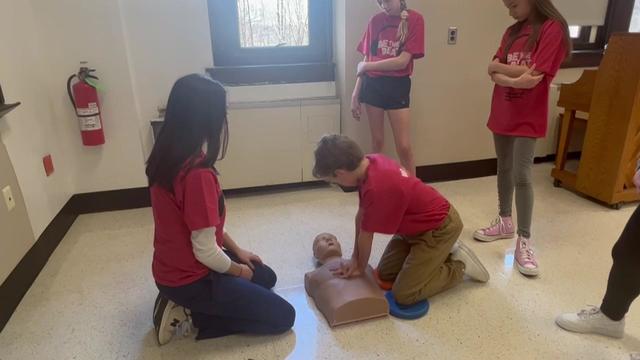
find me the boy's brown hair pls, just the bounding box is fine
[313,135,364,178]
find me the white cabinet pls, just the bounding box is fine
[216,98,340,189]
[301,101,341,182]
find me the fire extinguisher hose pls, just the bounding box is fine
[67,74,78,111]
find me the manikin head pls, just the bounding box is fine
[313,233,343,264]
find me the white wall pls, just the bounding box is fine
[0,0,151,281]
[1,0,593,282]
[336,0,589,165]
[118,0,215,158]
[0,0,74,239]
[29,0,148,194]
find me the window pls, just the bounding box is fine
[631,0,640,31]
[568,25,601,50]
[237,0,309,48]
[564,0,637,68]
[569,25,581,38]
[207,0,334,85]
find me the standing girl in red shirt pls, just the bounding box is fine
[146,74,294,345]
[474,0,571,277]
[352,0,425,177]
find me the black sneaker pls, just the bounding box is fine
[153,293,164,329]
[153,295,192,346]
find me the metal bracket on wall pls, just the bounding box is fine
[0,83,21,118]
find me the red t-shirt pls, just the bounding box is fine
[151,160,226,287]
[358,154,450,236]
[488,20,567,138]
[357,9,425,77]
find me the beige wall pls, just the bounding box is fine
[335,0,378,150]
[336,0,588,165]
[0,140,36,284]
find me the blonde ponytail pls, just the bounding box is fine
[397,1,409,44]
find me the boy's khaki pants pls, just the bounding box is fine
[377,205,465,305]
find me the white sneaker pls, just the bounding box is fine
[450,240,461,254]
[555,306,625,339]
[451,242,490,282]
[153,296,193,346]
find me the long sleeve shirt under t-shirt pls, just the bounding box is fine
[151,155,230,287]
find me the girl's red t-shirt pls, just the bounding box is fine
[151,157,226,287]
[488,20,567,138]
[357,9,425,78]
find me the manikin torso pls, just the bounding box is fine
[305,256,388,327]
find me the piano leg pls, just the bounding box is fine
[554,110,575,173]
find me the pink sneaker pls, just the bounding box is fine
[474,216,515,242]
[515,236,539,276]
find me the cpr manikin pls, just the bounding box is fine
[304,233,388,327]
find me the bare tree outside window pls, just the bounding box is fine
[237,0,309,48]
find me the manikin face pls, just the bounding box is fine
[313,233,342,263]
[503,0,533,22]
[377,0,403,16]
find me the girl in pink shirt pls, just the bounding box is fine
[474,0,571,277]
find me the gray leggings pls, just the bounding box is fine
[494,134,537,238]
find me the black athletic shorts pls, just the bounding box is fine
[359,75,411,110]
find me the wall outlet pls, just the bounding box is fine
[448,27,458,45]
[2,185,16,212]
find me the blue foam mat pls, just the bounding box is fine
[384,291,429,320]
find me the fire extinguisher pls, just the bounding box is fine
[67,63,105,146]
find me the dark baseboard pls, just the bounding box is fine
[533,151,581,164]
[0,202,77,332]
[0,153,572,332]
[66,183,330,213]
[69,187,151,214]
[224,181,328,197]
[416,152,580,183]
[0,187,151,332]
[417,158,498,183]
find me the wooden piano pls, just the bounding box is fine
[551,33,640,209]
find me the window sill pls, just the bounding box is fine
[226,82,336,104]
[206,63,335,86]
[561,50,604,68]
